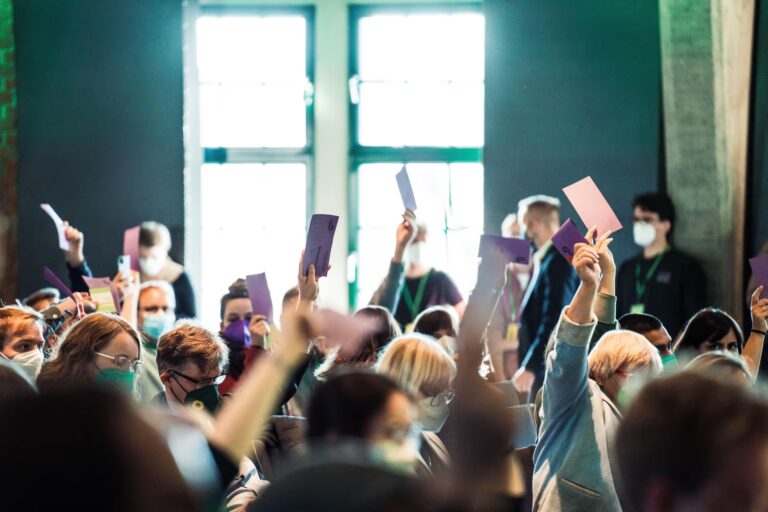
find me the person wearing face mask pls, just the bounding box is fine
[617,193,707,338]
[155,322,229,414]
[137,280,177,403]
[0,306,47,382]
[371,212,465,331]
[515,196,579,401]
[37,313,143,397]
[376,333,456,476]
[533,232,663,512]
[138,221,196,320]
[618,312,679,369]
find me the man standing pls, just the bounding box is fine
[514,196,579,400]
[617,193,706,337]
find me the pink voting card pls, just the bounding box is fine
[562,177,622,236]
[123,226,141,272]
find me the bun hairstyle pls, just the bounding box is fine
[219,279,250,321]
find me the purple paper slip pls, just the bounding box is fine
[478,235,531,265]
[83,276,122,314]
[303,214,339,277]
[750,254,768,299]
[246,273,273,324]
[43,267,75,301]
[396,166,417,212]
[123,226,141,272]
[315,309,379,349]
[562,176,623,236]
[40,204,70,251]
[552,219,588,263]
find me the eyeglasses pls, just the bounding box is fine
[169,370,225,388]
[95,352,143,372]
[429,389,456,407]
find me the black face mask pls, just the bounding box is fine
[183,383,222,414]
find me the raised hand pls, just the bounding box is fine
[297,251,319,302]
[393,211,417,263]
[751,286,768,332]
[249,315,270,347]
[572,242,601,290]
[62,221,85,267]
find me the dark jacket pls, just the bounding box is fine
[518,244,579,394]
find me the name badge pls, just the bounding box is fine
[505,323,519,342]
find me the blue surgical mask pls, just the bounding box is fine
[142,312,175,341]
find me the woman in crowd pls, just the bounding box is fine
[376,333,456,475]
[0,305,46,382]
[37,312,143,397]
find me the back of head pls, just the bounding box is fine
[157,321,229,375]
[618,313,663,335]
[307,371,404,441]
[21,287,60,311]
[633,192,676,239]
[37,313,140,392]
[0,385,196,512]
[413,306,458,339]
[675,308,744,354]
[376,334,456,397]
[685,351,751,387]
[139,221,172,250]
[618,372,768,512]
[588,329,663,384]
[140,280,177,310]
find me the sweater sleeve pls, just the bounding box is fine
[369,261,406,314]
[589,293,618,352]
[541,308,596,422]
[172,271,197,320]
[67,261,94,293]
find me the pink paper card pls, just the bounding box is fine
[83,276,122,314]
[40,204,70,251]
[562,176,622,236]
[314,309,379,350]
[123,226,141,272]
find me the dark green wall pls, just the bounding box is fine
[14,0,184,295]
[483,0,663,264]
[750,0,768,259]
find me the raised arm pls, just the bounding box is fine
[369,212,415,312]
[743,286,768,381]
[62,222,92,293]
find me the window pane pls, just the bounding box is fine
[356,162,483,308]
[199,163,307,327]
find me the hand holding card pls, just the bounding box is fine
[302,214,339,277]
[750,254,768,299]
[562,176,622,236]
[551,219,589,263]
[246,273,274,324]
[40,204,70,251]
[396,166,417,213]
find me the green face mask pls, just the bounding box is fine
[184,384,222,414]
[96,368,135,394]
[661,353,679,369]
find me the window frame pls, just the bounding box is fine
[348,3,484,309]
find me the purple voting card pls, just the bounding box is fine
[43,266,75,301]
[314,309,380,350]
[750,254,768,299]
[246,273,273,324]
[123,226,141,272]
[396,166,417,212]
[83,276,122,314]
[552,219,588,263]
[478,234,531,265]
[303,214,339,277]
[40,204,70,251]
[563,176,623,236]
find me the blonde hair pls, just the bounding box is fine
[157,320,229,374]
[588,329,663,384]
[139,221,172,250]
[376,334,456,397]
[0,305,45,351]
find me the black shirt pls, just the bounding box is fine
[393,270,463,328]
[617,248,707,336]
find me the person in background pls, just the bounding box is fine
[515,196,578,400]
[21,287,60,312]
[0,306,46,382]
[155,322,229,414]
[618,373,768,512]
[674,286,768,380]
[618,312,677,367]
[137,280,177,403]
[617,193,707,337]
[37,313,143,397]
[218,279,270,394]
[371,213,465,330]
[314,305,401,381]
[376,333,456,475]
[533,229,663,512]
[412,306,459,340]
[139,221,196,320]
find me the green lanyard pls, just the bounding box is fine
[402,270,432,322]
[635,250,667,302]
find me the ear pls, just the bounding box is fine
[659,220,671,236]
[159,371,172,385]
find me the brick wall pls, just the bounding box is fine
[0,0,16,300]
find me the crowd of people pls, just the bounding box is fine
[2,191,768,512]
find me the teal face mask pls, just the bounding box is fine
[661,353,679,369]
[142,312,175,341]
[96,368,135,394]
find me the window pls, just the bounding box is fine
[192,7,314,327]
[349,5,485,309]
